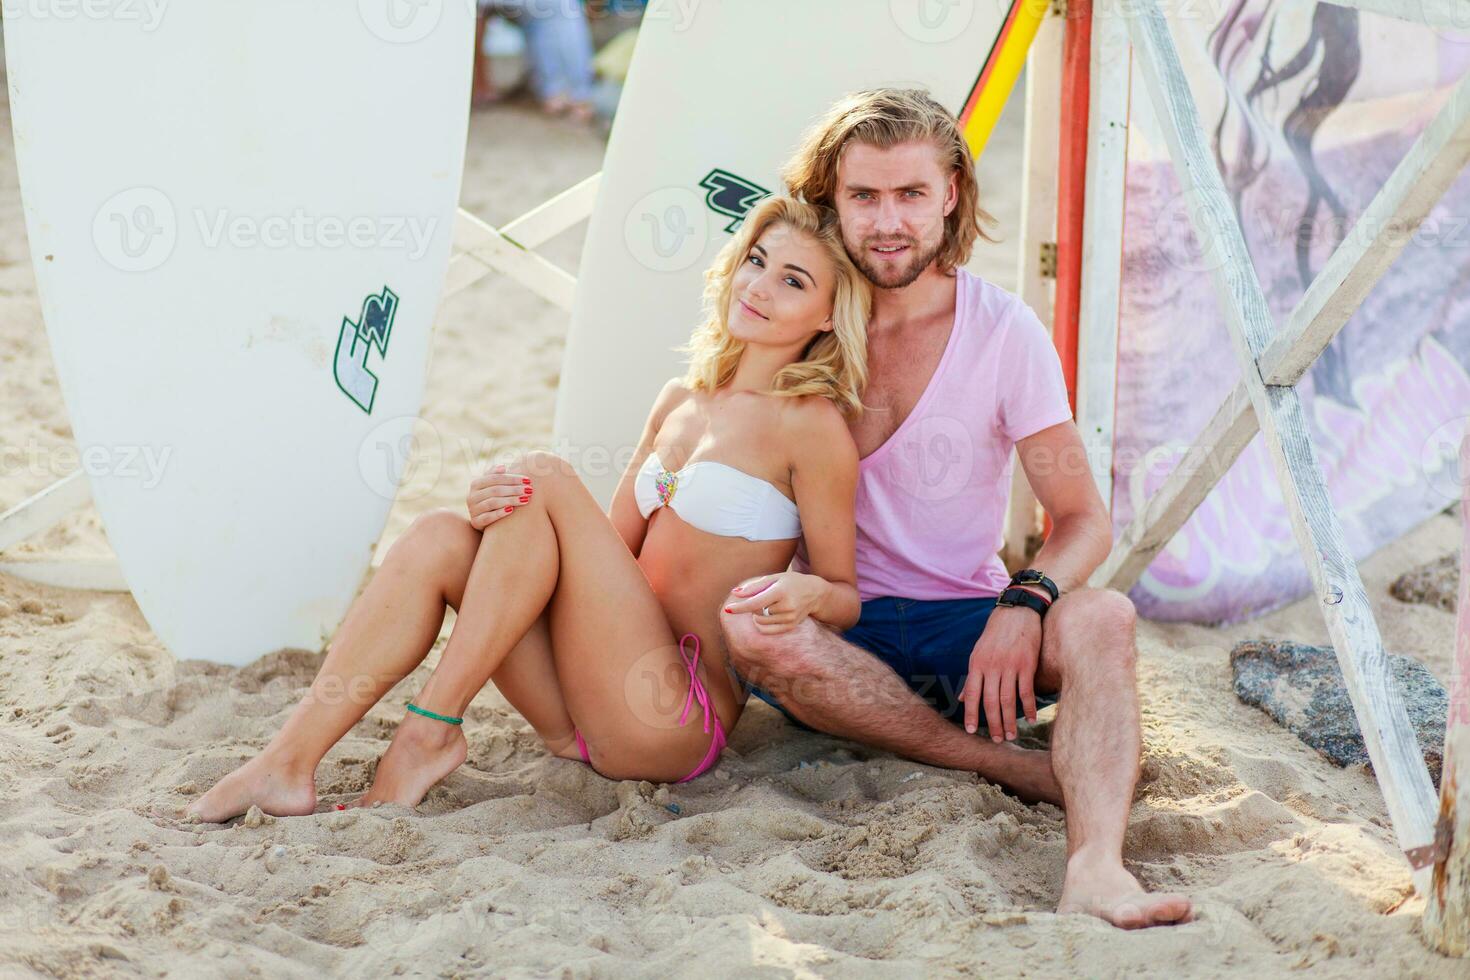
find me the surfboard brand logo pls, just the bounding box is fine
[698,169,772,233]
[0,0,168,31]
[889,0,976,44]
[334,287,399,414]
[358,0,442,44]
[623,187,707,272]
[91,187,177,273]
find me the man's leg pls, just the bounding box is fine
[719,610,1062,805]
[1035,588,1192,928]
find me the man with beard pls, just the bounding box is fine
[718,89,1192,930]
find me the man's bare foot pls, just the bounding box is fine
[1057,847,1193,928]
[186,749,317,823]
[356,712,468,808]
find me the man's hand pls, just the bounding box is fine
[959,604,1043,741]
[722,572,828,634]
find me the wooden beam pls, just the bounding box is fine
[1004,10,1065,570]
[1092,381,1257,589]
[1125,0,1439,891]
[499,173,600,249]
[445,209,577,309]
[1422,423,1469,955]
[0,471,92,553]
[0,557,127,592]
[1315,0,1470,32]
[1074,5,1130,515]
[442,174,600,308]
[1092,59,1470,591]
[1261,76,1470,384]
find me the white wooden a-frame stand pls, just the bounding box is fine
[1076,0,1469,930]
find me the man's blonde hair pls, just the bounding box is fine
[680,196,870,419]
[782,88,999,273]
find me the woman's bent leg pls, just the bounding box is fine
[359,452,572,805]
[363,451,708,801]
[187,510,482,822]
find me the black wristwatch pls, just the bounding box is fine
[996,569,1059,619]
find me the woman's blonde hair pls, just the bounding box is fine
[781,87,999,272]
[680,196,870,418]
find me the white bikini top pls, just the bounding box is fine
[634,452,801,542]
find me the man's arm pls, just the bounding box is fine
[1011,418,1113,596]
[960,417,1112,740]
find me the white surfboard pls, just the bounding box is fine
[555,0,1042,503]
[6,3,473,665]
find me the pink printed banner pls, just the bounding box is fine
[1112,1,1470,623]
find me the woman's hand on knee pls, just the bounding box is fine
[467,465,534,529]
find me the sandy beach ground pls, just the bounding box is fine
[1,77,1466,977]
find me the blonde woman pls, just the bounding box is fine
[189,197,871,820]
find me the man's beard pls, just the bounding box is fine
[849,235,944,289]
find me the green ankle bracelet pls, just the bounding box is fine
[405,702,463,726]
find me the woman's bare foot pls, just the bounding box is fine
[1057,847,1193,928]
[356,711,468,808]
[186,748,317,823]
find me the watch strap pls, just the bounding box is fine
[997,586,1052,618]
[1010,569,1059,603]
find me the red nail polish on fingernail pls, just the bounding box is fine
[505,506,514,513]
[519,496,529,502]
[723,607,733,613]
[522,478,531,484]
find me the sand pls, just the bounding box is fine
[1,79,1466,977]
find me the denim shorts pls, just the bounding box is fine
[741,596,1060,732]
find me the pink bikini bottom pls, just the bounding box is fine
[572,632,727,783]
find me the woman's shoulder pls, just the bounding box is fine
[649,376,693,417]
[779,394,857,461]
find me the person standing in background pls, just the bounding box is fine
[523,0,597,123]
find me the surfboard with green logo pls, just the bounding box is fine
[6,3,473,665]
[554,0,1044,503]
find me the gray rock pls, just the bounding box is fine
[1388,551,1459,613]
[1230,639,1446,786]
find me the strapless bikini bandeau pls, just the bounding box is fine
[634,453,801,542]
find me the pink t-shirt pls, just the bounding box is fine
[799,269,1073,601]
